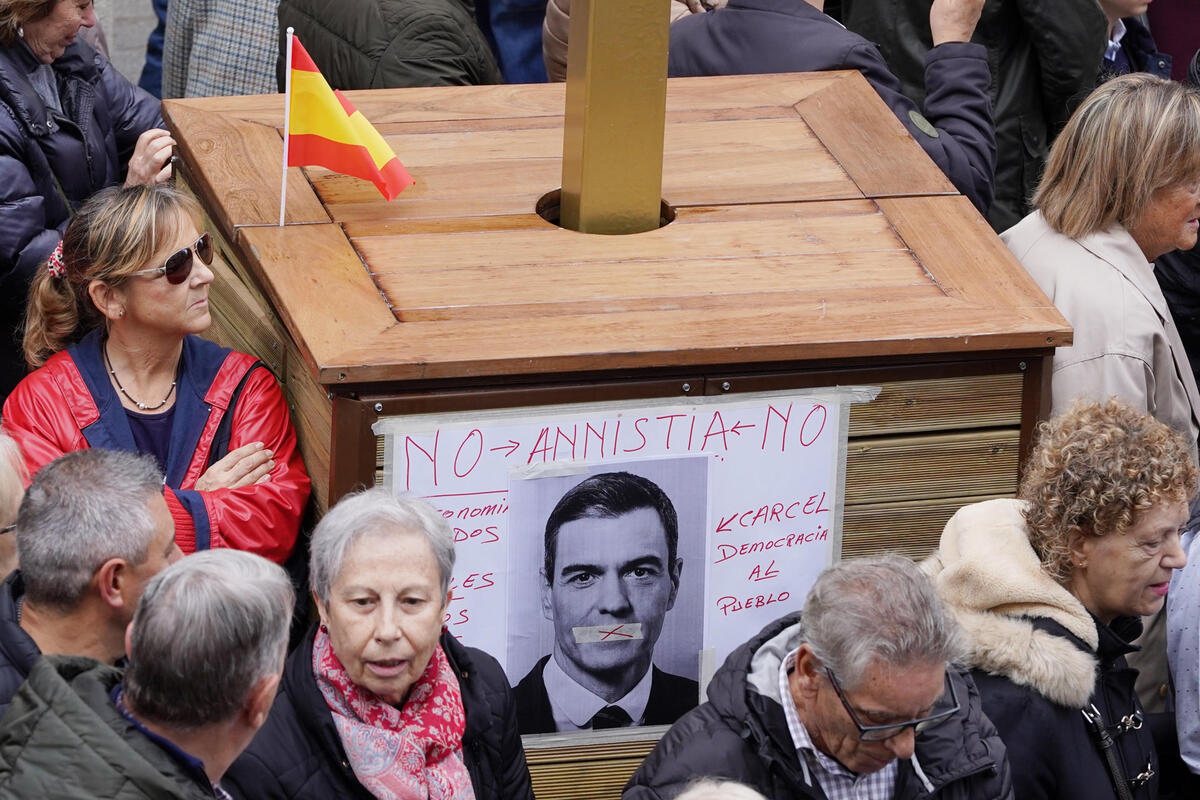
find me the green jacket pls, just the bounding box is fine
[277,0,504,90]
[0,657,218,799]
[842,0,1106,232]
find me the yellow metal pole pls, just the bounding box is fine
[559,0,670,235]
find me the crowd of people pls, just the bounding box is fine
[0,0,1196,798]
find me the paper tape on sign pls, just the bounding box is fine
[573,624,645,643]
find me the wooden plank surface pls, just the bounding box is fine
[844,429,1020,504]
[163,101,328,232]
[848,373,1023,435]
[171,72,1070,385]
[842,494,1009,561]
[795,72,956,199]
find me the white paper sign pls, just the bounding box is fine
[373,387,874,727]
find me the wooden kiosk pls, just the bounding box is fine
[164,68,1070,798]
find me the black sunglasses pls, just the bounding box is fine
[825,667,959,742]
[130,232,213,285]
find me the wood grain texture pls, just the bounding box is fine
[171,72,1069,384]
[795,72,956,199]
[162,101,328,233]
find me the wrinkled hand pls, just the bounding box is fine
[930,0,984,45]
[124,128,175,187]
[195,442,274,492]
[674,0,726,13]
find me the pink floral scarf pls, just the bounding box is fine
[313,627,475,800]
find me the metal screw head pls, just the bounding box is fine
[374,403,383,413]
[681,383,691,393]
[722,381,731,392]
[1018,361,1027,371]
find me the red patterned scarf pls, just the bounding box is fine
[313,627,474,800]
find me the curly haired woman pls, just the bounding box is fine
[924,398,1196,800]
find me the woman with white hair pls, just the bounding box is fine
[224,487,534,800]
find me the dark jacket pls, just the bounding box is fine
[1155,243,1200,390]
[623,613,1013,800]
[223,626,534,800]
[0,656,221,799]
[276,0,503,91]
[927,498,1159,800]
[974,617,1158,800]
[1099,16,1171,80]
[0,40,161,398]
[514,653,699,734]
[842,0,1107,232]
[0,573,36,719]
[668,0,996,215]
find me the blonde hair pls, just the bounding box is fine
[1020,398,1198,585]
[675,780,767,800]
[1034,74,1200,239]
[0,0,56,47]
[23,184,201,370]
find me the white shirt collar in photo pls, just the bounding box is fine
[543,653,653,730]
[1105,17,1128,61]
[778,647,904,800]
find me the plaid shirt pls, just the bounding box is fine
[162,0,279,98]
[778,649,898,800]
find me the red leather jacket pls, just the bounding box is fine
[2,331,309,563]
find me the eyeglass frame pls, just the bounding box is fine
[0,524,13,535]
[823,666,960,742]
[129,232,214,285]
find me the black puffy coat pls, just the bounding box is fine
[623,612,1013,800]
[974,617,1159,800]
[223,626,534,800]
[275,0,503,91]
[842,0,1107,233]
[0,39,160,398]
[0,572,38,718]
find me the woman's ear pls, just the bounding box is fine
[87,279,126,322]
[1067,525,1094,569]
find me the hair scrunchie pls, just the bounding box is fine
[45,241,65,280]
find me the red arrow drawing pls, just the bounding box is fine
[489,440,520,457]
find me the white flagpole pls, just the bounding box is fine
[279,27,295,227]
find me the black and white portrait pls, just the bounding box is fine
[506,457,707,735]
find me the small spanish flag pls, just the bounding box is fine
[284,34,413,201]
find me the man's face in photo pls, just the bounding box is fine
[542,506,682,685]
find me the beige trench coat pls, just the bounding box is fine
[1003,210,1200,466]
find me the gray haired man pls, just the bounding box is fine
[625,556,1014,800]
[0,449,181,715]
[0,549,294,799]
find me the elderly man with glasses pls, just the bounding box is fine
[624,555,1013,800]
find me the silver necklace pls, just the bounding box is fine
[103,341,177,412]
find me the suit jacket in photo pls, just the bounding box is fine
[514,654,699,735]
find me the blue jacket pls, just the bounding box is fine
[668,0,996,215]
[0,40,161,398]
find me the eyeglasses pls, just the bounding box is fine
[129,232,213,285]
[824,667,959,741]
[0,524,13,535]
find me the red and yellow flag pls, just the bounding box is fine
[286,37,413,200]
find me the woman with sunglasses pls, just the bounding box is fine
[1,183,310,565]
[924,398,1195,800]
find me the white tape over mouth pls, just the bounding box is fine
[572,623,644,643]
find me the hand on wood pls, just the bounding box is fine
[124,128,176,187]
[195,442,275,491]
[930,0,984,46]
